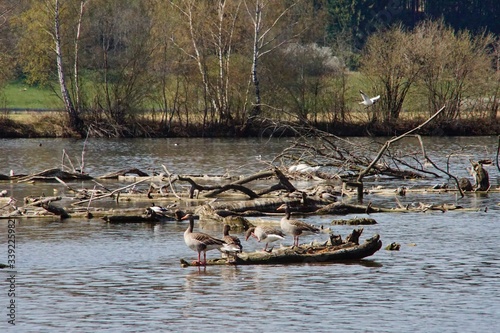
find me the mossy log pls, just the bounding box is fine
[385,242,401,251]
[331,217,377,225]
[180,233,382,267]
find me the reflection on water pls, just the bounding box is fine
[3,207,500,332]
[0,137,499,332]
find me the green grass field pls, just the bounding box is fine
[0,82,63,109]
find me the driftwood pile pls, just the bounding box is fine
[0,159,497,223]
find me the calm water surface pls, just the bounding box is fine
[0,137,499,332]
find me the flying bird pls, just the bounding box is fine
[359,90,380,107]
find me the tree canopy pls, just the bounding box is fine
[1,0,499,137]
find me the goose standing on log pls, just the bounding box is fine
[221,224,243,261]
[277,204,320,247]
[245,226,285,252]
[182,214,226,266]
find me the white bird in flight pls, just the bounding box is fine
[359,90,380,106]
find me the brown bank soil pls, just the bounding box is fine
[1,113,499,138]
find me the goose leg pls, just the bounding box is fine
[201,251,207,266]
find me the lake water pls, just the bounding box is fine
[0,137,499,332]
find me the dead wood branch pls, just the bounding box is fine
[161,165,182,199]
[41,203,70,219]
[16,168,92,183]
[71,177,153,205]
[24,196,62,207]
[55,176,79,192]
[205,184,260,199]
[204,170,274,197]
[98,168,150,179]
[177,175,226,198]
[355,106,446,201]
[415,135,465,198]
[178,168,296,199]
[312,200,465,215]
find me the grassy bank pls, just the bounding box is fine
[0,82,63,110]
[1,109,498,138]
[1,80,499,138]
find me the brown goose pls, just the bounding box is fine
[222,224,243,253]
[245,225,285,252]
[182,214,226,266]
[276,203,320,247]
[221,224,243,261]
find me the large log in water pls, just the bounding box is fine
[180,233,382,267]
[16,168,93,182]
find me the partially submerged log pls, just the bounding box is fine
[41,203,70,219]
[331,217,377,225]
[385,242,401,251]
[24,196,62,206]
[180,232,382,267]
[314,201,469,214]
[16,168,92,182]
[98,168,150,179]
[103,215,161,224]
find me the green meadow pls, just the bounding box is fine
[0,82,63,110]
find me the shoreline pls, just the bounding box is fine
[1,114,499,138]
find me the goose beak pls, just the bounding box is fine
[276,204,286,211]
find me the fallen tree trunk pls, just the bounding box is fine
[98,168,150,179]
[313,201,468,215]
[16,168,92,182]
[41,203,70,219]
[180,233,382,267]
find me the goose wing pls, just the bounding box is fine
[191,232,225,246]
[224,235,242,249]
[289,219,320,234]
[260,226,286,238]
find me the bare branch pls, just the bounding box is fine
[357,106,446,182]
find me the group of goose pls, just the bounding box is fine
[182,203,321,266]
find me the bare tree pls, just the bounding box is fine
[168,0,244,129]
[85,0,155,135]
[360,24,422,125]
[0,2,17,89]
[415,20,494,120]
[266,43,344,123]
[73,0,88,112]
[242,0,303,130]
[54,0,84,136]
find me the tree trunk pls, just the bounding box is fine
[249,1,262,122]
[73,0,86,112]
[54,0,84,136]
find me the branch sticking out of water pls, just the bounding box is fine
[355,105,446,201]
